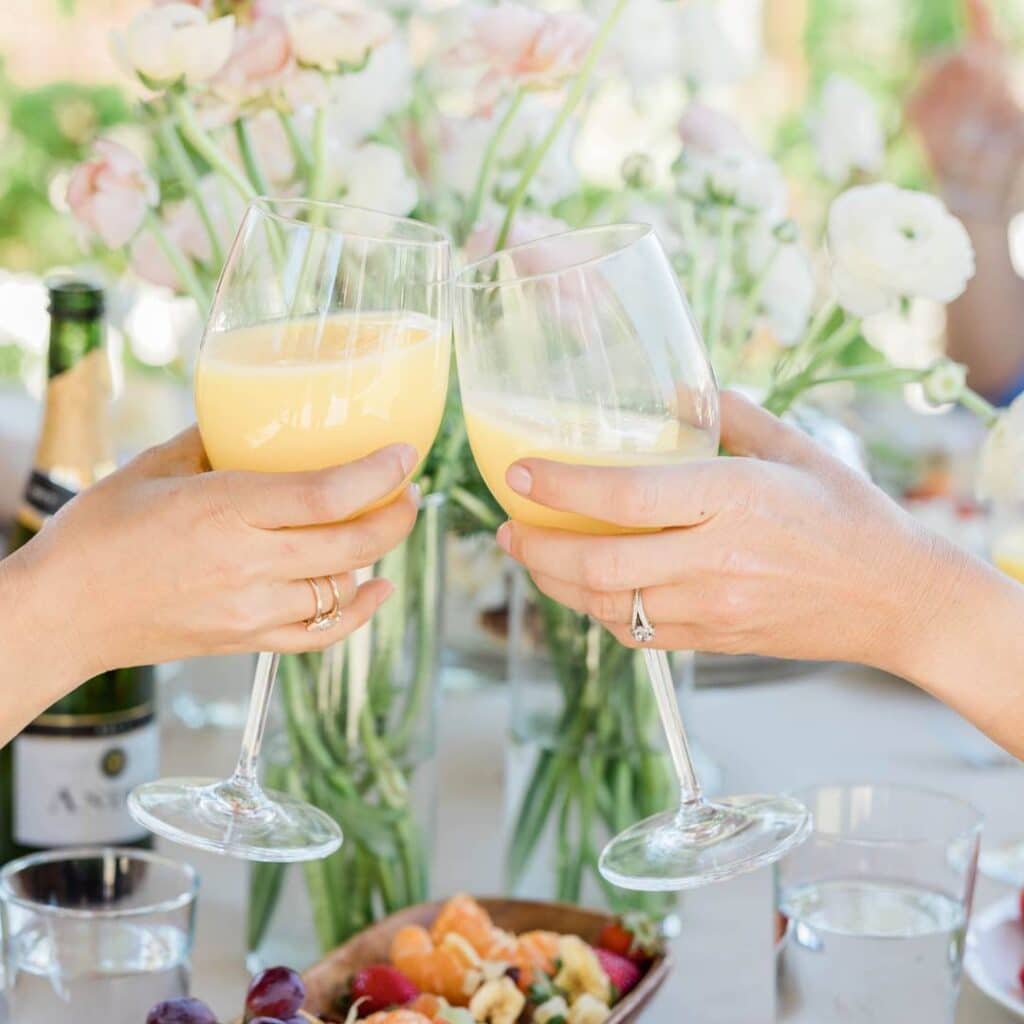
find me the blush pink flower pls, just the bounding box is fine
[66,139,158,249]
[464,212,570,266]
[456,3,596,106]
[214,6,292,100]
[678,102,752,157]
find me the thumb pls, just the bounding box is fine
[719,390,828,468]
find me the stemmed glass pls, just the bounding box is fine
[129,199,451,861]
[454,224,810,889]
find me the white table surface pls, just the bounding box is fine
[161,661,1022,1024]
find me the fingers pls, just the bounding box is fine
[220,443,418,529]
[264,487,418,578]
[132,426,209,476]
[257,578,396,654]
[718,390,824,467]
[498,521,701,590]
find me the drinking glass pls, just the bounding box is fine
[454,223,810,890]
[777,783,982,1023]
[0,847,197,1024]
[129,199,452,861]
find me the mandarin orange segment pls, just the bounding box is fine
[513,930,560,991]
[362,1011,433,1024]
[391,923,480,1006]
[429,894,495,956]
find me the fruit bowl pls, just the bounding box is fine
[301,897,672,1023]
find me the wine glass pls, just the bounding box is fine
[454,223,810,889]
[129,199,451,861]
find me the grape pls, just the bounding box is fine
[249,1018,285,1024]
[146,997,218,1024]
[246,965,306,1019]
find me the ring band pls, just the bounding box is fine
[326,574,344,624]
[630,589,656,644]
[305,577,333,633]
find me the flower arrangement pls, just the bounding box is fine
[68,0,1019,931]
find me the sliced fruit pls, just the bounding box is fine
[430,894,496,957]
[593,948,640,999]
[511,930,560,991]
[467,976,526,1024]
[391,924,482,1006]
[552,936,611,1004]
[596,913,662,963]
[362,1011,433,1024]
[351,964,420,1015]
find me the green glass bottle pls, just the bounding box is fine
[0,279,157,863]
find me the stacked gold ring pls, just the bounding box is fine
[305,576,344,632]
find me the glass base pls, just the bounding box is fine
[599,794,811,891]
[979,838,1024,886]
[128,777,343,863]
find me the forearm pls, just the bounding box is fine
[884,536,1024,757]
[0,545,87,747]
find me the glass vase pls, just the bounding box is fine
[247,494,445,970]
[504,571,686,919]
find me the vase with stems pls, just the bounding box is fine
[247,494,445,969]
[504,573,689,921]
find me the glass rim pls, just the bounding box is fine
[788,781,984,847]
[455,222,654,290]
[0,846,198,920]
[250,195,452,251]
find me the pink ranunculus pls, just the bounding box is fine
[677,102,752,157]
[129,203,208,291]
[464,212,570,266]
[214,8,293,100]
[457,3,596,104]
[66,139,158,250]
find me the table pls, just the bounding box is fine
[164,661,1021,1023]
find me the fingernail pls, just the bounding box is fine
[496,521,512,553]
[409,481,422,508]
[377,579,396,603]
[398,445,418,475]
[506,464,532,495]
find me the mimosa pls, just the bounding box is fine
[463,391,717,534]
[195,311,450,473]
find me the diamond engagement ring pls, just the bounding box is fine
[630,589,656,644]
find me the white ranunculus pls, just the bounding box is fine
[340,143,417,216]
[113,4,235,87]
[810,74,885,184]
[827,184,975,317]
[613,0,686,91]
[678,149,787,216]
[746,224,816,344]
[676,0,749,88]
[977,392,1024,503]
[285,0,394,73]
[861,298,947,369]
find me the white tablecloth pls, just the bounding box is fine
[163,662,1021,1023]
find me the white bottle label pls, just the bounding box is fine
[13,720,159,846]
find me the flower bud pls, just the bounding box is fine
[622,152,655,190]
[922,359,967,406]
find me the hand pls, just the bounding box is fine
[495,391,970,675]
[9,428,418,679]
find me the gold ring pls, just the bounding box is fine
[326,574,344,624]
[305,577,332,632]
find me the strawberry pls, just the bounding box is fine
[350,964,420,1015]
[594,948,641,1000]
[1019,962,1024,991]
[596,913,662,964]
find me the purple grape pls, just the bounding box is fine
[246,966,306,1019]
[146,997,218,1024]
[249,1018,285,1024]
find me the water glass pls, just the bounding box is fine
[0,847,197,1023]
[777,784,982,1024]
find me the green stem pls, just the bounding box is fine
[450,485,502,531]
[730,240,781,351]
[171,92,256,204]
[462,88,524,242]
[703,209,736,356]
[495,0,629,251]
[310,104,329,203]
[234,118,270,196]
[277,107,312,181]
[958,386,1000,428]
[145,212,210,310]
[157,116,224,268]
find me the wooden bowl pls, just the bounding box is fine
[302,897,671,1023]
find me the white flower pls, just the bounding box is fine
[921,359,967,405]
[285,0,394,73]
[327,38,413,149]
[978,392,1024,503]
[746,224,815,344]
[678,103,752,157]
[676,0,748,88]
[339,143,417,215]
[810,74,885,184]
[827,184,975,317]
[112,4,235,87]
[861,298,947,368]
[678,149,787,216]
[613,0,687,91]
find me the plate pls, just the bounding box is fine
[965,895,1024,1018]
[302,897,671,1024]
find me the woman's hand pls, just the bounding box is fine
[495,391,972,675]
[6,427,418,684]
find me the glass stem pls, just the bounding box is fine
[230,651,280,791]
[642,648,703,805]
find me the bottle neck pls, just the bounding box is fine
[25,317,114,527]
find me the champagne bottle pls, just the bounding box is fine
[0,279,157,863]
